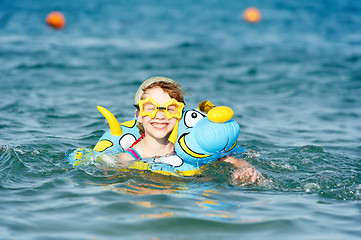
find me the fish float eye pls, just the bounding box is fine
[184,110,205,128]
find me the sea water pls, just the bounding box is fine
[1,0,361,239]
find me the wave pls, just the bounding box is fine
[1,143,360,200]
[250,144,361,200]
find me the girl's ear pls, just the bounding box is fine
[137,114,143,124]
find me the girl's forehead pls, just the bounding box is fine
[142,87,172,104]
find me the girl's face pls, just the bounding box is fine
[138,87,178,141]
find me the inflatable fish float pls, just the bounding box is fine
[66,101,246,176]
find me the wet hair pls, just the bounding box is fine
[141,81,184,103]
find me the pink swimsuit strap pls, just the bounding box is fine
[125,148,142,160]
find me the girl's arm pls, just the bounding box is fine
[220,155,264,184]
[116,152,137,167]
[99,152,134,167]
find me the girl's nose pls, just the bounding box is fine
[155,109,167,119]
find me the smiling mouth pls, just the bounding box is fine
[178,133,211,158]
[151,123,168,129]
[178,133,237,158]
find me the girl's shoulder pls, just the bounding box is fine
[121,148,142,161]
[118,151,137,161]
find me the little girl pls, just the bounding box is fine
[118,76,263,183]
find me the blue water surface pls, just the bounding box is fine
[1,0,361,239]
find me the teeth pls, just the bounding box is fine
[152,123,167,128]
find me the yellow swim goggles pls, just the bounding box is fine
[138,97,184,119]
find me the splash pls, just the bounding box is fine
[257,145,361,200]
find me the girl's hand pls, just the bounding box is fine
[220,155,264,184]
[233,166,263,184]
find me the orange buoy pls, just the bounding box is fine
[46,11,65,29]
[243,7,261,23]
